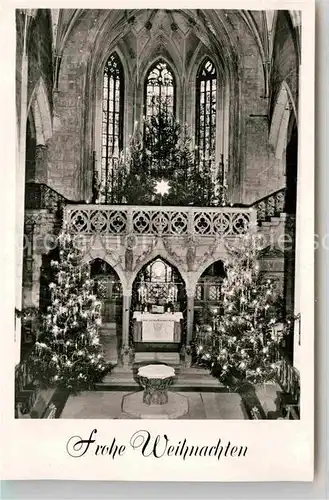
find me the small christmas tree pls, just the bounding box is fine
[194,228,290,387]
[28,230,110,392]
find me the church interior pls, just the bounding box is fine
[15,9,301,419]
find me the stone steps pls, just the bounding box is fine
[96,366,227,393]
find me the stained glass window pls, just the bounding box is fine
[145,60,175,117]
[101,53,124,202]
[196,59,217,168]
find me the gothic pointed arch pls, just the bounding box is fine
[144,58,176,118]
[195,58,217,166]
[194,259,226,322]
[28,78,53,145]
[269,81,296,160]
[81,251,128,295]
[129,248,190,292]
[89,258,123,326]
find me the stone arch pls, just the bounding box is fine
[194,259,226,324]
[89,258,124,329]
[189,52,230,177]
[81,251,129,295]
[285,114,298,215]
[138,38,182,89]
[193,254,229,291]
[129,248,190,294]
[91,45,132,200]
[29,78,52,145]
[137,53,182,123]
[269,81,296,160]
[132,255,186,297]
[25,111,37,182]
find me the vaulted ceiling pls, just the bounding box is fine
[51,9,301,67]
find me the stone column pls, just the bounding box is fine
[293,69,303,373]
[15,14,30,365]
[122,295,131,346]
[119,294,132,368]
[34,144,48,183]
[186,295,195,344]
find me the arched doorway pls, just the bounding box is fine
[130,257,187,361]
[90,259,123,364]
[25,114,36,183]
[285,121,298,215]
[90,259,123,326]
[194,260,226,326]
[284,119,298,362]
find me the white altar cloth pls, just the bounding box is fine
[133,312,183,342]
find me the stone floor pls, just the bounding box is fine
[60,390,249,419]
[73,326,282,420]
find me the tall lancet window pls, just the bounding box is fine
[196,59,217,172]
[145,60,175,118]
[101,53,124,202]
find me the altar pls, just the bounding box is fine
[133,312,183,343]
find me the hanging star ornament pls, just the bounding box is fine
[155,179,170,196]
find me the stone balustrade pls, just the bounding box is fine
[252,188,286,223]
[25,182,68,212]
[64,204,257,237]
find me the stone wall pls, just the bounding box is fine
[46,12,97,200]
[227,12,299,205]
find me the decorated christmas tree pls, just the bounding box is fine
[194,228,290,387]
[28,230,110,392]
[98,96,225,206]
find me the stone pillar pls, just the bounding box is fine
[15,15,30,365]
[293,70,303,373]
[119,294,132,368]
[186,295,195,344]
[34,144,48,183]
[122,295,131,346]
